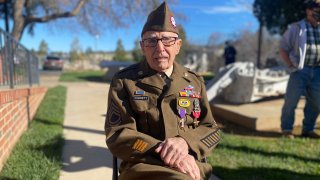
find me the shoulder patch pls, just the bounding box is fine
[106,99,122,126]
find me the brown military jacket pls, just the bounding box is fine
[105,60,220,178]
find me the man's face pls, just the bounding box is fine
[140,31,182,72]
[307,8,320,25]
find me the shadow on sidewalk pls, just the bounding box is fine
[62,139,113,172]
[63,125,105,135]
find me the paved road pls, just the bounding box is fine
[39,70,62,87]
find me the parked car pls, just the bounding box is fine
[43,56,63,70]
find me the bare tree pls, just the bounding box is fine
[234,28,280,68]
[207,32,224,46]
[1,0,177,41]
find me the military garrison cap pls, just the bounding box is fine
[141,2,179,37]
[305,0,320,8]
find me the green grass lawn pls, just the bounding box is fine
[0,86,66,180]
[201,72,215,82]
[59,70,105,82]
[209,133,320,179]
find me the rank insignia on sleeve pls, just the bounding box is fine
[132,139,149,153]
[106,99,121,126]
[200,129,221,148]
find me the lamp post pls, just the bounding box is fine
[95,34,99,52]
[257,22,263,69]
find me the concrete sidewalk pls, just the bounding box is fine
[59,82,113,180]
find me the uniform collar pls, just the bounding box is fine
[137,60,195,96]
[137,60,166,91]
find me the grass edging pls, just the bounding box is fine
[0,86,67,179]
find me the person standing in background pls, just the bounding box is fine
[223,40,237,66]
[279,0,320,139]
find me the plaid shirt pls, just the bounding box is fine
[305,22,320,66]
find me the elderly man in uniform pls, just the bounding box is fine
[105,2,220,180]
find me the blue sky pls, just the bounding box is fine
[1,0,258,52]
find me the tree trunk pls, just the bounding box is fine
[11,0,26,41]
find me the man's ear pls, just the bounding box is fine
[175,39,182,54]
[140,41,145,55]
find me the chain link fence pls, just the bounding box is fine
[0,28,39,89]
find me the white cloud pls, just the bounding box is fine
[175,0,253,15]
[203,2,252,14]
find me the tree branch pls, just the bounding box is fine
[25,0,88,23]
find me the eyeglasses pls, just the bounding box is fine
[142,37,179,47]
[313,10,320,21]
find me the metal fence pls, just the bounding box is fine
[0,28,39,89]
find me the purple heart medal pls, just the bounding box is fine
[178,108,186,130]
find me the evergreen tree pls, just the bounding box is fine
[37,40,49,65]
[132,39,144,62]
[69,38,84,62]
[176,25,189,63]
[38,40,48,57]
[253,0,305,34]
[113,39,128,61]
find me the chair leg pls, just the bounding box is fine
[113,156,118,180]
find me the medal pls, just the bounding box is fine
[193,99,201,127]
[194,99,200,106]
[193,99,201,111]
[193,120,200,127]
[179,119,185,129]
[192,110,201,119]
[178,108,186,130]
[192,111,201,127]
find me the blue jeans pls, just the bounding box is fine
[281,66,320,133]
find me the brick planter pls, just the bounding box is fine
[0,87,47,170]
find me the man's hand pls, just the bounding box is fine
[175,154,200,180]
[155,137,189,167]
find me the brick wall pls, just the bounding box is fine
[0,57,3,84]
[0,87,47,170]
